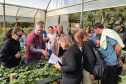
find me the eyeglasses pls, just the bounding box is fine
[15,33,22,38]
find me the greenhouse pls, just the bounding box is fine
[0,0,126,84]
[0,0,126,32]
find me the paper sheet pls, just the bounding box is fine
[48,53,62,64]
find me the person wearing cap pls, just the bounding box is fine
[25,21,49,64]
[115,20,126,81]
[115,20,126,35]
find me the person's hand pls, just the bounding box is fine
[54,61,61,70]
[42,50,49,57]
[89,74,94,80]
[118,59,124,67]
[47,37,50,40]
[15,51,21,58]
[41,55,44,59]
[24,46,26,48]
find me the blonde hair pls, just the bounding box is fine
[59,34,73,48]
[74,28,91,47]
[55,24,64,36]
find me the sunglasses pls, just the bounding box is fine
[15,33,22,38]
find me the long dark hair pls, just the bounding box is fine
[2,28,23,42]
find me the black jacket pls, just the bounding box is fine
[116,26,126,50]
[0,37,21,68]
[116,26,126,33]
[61,45,82,78]
[82,40,96,74]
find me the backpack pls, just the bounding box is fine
[92,46,107,79]
[86,40,107,79]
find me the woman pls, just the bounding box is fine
[86,26,92,36]
[51,24,65,56]
[0,28,23,68]
[76,29,98,84]
[19,31,27,49]
[54,34,83,84]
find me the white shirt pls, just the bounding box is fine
[47,33,55,50]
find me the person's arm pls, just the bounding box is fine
[61,51,76,73]
[28,45,43,53]
[109,37,123,67]
[0,46,19,62]
[51,36,56,54]
[82,42,96,75]
[114,43,121,58]
[43,37,50,43]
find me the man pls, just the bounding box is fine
[90,31,101,47]
[93,22,124,84]
[115,20,126,81]
[25,21,49,64]
[46,26,55,56]
[115,20,126,36]
[31,25,48,50]
[115,20,126,50]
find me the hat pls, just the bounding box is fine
[115,20,122,25]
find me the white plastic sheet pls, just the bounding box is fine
[47,0,126,16]
[0,0,126,22]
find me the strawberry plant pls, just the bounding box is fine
[0,57,62,84]
[0,59,48,78]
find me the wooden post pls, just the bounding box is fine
[16,17,18,26]
[67,15,69,34]
[3,1,6,36]
[34,17,35,28]
[80,0,84,28]
[10,73,16,82]
[58,15,60,24]
[70,21,71,34]
[44,11,46,30]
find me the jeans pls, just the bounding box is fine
[101,65,118,84]
[47,49,52,56]
[25,58,40,64]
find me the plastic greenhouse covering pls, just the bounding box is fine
[0,0,126,22]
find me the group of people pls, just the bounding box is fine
[0,20,125,84]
